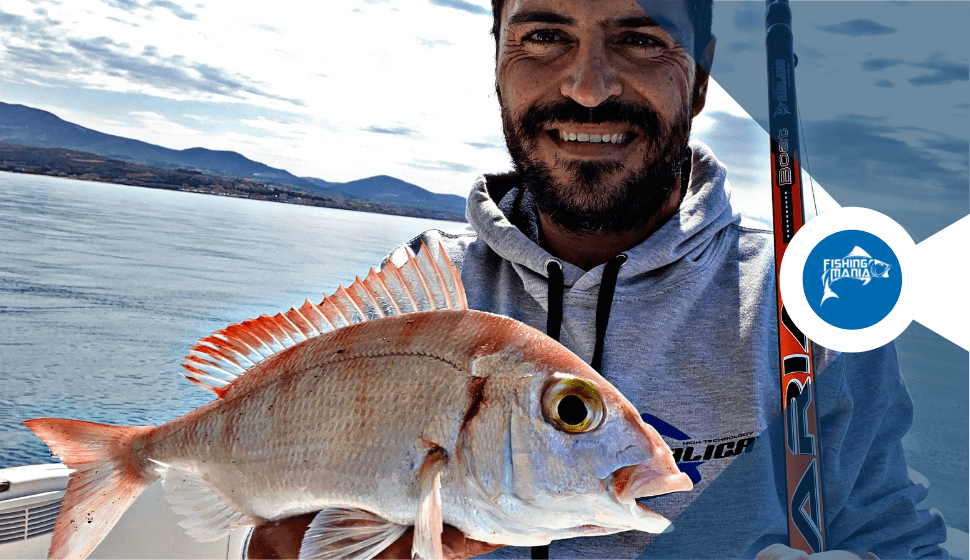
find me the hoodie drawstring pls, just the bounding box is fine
[545,259,564,342]
[532,254,626,560]
[591,254,627,373]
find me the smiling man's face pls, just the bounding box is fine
[496,0,712,232]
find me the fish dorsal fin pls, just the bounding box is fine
[181,242,466,396]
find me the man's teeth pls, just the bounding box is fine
[558,131,628,144]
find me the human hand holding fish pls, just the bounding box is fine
[25,243,693,560]
[754,544,879,560]
[247,514,502,559]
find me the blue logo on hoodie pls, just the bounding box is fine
[642,413,758,486]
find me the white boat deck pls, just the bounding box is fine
[1,463,966,559]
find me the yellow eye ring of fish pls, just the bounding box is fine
[541,375,606,434]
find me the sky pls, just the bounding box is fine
[0,0,966,236]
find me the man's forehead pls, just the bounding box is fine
[502,0,692,33]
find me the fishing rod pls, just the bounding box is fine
[765,0,826,554]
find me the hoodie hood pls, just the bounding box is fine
[466,141,742,293]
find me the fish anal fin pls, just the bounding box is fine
[413,448,447,560]
[181,241,466,397]
[154,462,257,542]
[298,508,408,560]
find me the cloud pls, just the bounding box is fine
[428,0,489,16]
[466,141,503,150]
[419,38,453,48]
[0,12,27,26]
[363,125,416,136]
[815,19,896,36]
[802,115,967,242]
[712,59,735,75]
[725,41,757,56]
[0,14,302,106]
[794,45,825,63]
[103,0,141,10]
[923,137,970,156]
[874,79,894,88]
[910,54,969,87]
[862,58,905,72]
[98,0,197,19]
[145,0,197,20]
[404,159,478,173]
[731,6,762,34]
[861,54,968,87]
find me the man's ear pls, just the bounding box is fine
[692,35,716,117]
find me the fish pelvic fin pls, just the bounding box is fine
[298,508,408,560]
[22,418,156,560]
[181,241,467,397]
[413,449,448,560]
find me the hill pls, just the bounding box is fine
[0,101,466,217]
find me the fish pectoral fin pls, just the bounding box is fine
[413,448,448,560]
[154,461,257,542]
[297,508,408,560]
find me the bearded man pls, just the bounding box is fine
[248,0,948,558]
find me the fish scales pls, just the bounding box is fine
[140,311,537,523]
[25,245,693,559]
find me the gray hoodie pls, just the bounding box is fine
[388,142,947,558]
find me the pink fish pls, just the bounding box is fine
[25,243,692,559]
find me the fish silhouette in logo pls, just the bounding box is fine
[820,246,891,305]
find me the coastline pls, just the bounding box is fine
[0,143,466,223]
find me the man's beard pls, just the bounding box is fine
[501,98,692,233]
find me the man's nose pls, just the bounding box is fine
[560,41,622,107]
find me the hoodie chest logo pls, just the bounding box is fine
[640,413,758,486]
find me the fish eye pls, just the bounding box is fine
[541,376,605,434]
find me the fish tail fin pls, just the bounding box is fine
[23,418,157,560]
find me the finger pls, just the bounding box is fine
[812,551,879,560]
[440,525,504,560]
[755,543,810,560]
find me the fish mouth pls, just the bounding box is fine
[610,463,694,503]
[608,463,692,533]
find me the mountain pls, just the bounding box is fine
[0,101,466,216]
[310,175,466,217]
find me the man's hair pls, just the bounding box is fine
[489,0,713,63]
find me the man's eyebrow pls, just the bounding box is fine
[613,14,680,33]
[506,10,576,27]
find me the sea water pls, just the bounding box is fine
[0,171,464,466]
[0,171,965,533]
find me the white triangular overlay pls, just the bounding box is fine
[910,215,970,351]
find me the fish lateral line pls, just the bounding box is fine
[298,343,472,374]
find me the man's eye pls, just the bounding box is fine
[526,30,566,43]
[621,34,663,48]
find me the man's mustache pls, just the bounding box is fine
[518,100,666,140]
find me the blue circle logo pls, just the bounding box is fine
[803,230,902,330]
